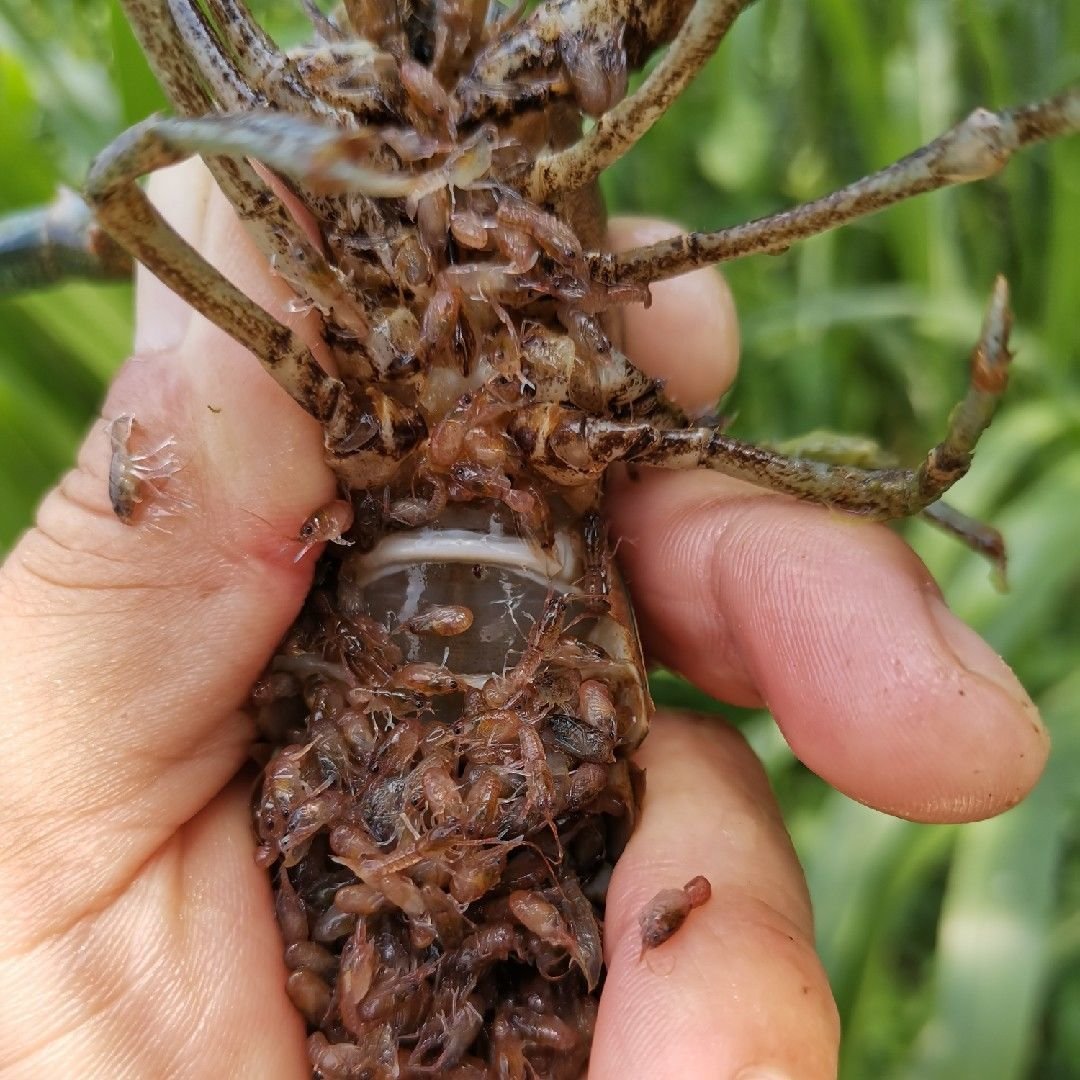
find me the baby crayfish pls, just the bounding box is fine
[106,413,185,524]
[638,875,713,959]
[293,498,355,561]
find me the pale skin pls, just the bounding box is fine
[0,161,1048,1078]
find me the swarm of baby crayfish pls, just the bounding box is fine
[237,3,672,1070]
[252,578,639,1077]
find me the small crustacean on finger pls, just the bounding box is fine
[294,498,355,561]
[106,413,184,524]
[638,875,713,959]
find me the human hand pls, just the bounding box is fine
[0,168,1047,1079]
[597,221,1048,1076]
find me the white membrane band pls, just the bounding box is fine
[350,529,580,587]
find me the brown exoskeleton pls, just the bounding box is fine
[8,0,1076,1075]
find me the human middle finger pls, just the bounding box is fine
[607,217,740,415]
[592,712,838,1080]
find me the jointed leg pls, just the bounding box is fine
[155,0,367,332]
[115,6,308,278]
[768,427,1007,578]
[85,118,344,424]
[117,0,213,116]
[589,86,1080,285]
[0,6,285,307]
[529,0,755,200]
[166,0,260,110]
[127,0,319,128]
[110,2,369,339]
[213,158,371,339]
[301,0,345,44]
[92,110,484,199]
[512,278,1013,523]
[920,501,1007,585]
[201,0,333,116]
[0,188,131,292]
[83,111,418,474]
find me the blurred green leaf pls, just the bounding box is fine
[0,52,58,207]
[109,0,167,124]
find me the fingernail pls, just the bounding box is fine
[733,1067,793,1080]
[924,593,1042,718]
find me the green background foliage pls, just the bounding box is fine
[0,2,1077,1075]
